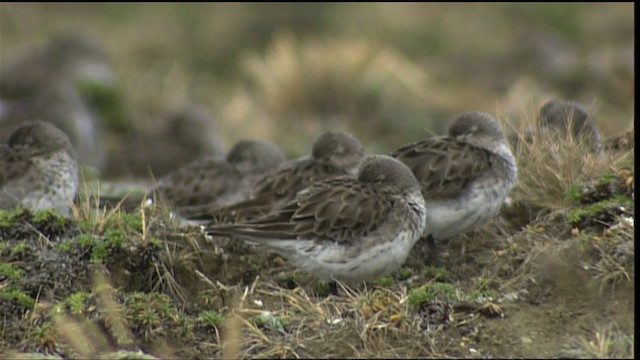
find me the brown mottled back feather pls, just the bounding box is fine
[183,131,364,221]
[390,137,491,200]
[152,156,245,207]
[206,175,397,244]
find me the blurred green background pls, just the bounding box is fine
[0,3,634,178]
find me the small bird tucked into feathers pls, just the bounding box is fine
[538,100,603,156]
[390,112,517,264]
[150,139,287,212]
[181,131,365,222]
[1,121,79,215]
[507,99,604,157]
[205,154,426,285]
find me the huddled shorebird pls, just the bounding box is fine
[1,121,79,215]
[391,111,518,265]
[538,100,603,156]
[205,154,426,285]
[508,99,604,157]
[150,139,287,214]
[181,131,365,222]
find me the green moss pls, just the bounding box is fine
[91,241,109,264]
[565,185,583,204]
[57,240,73,253]
[468,277,500,301]
[139,307,161,328]
[72,229,129,264]
[30,209,75,236]
[9,242,29,257]
[374,276,394,287]
[397,266,413,281]
[121,213,144,233]
[0,263,24,281]
[598,174,618,185]
[76,218,95,233]
[0,288,35,308]
[374,266,413,287]
[29,322,54,349]
[567,208,587,225]
[407,283,458,308]
[105,228,127,248]
[308,281,331,297]
[32,209,65,226]
[199,310,223,328]
[62,292,91,314]
[123,292,179,339]
[77,234,95,249]
[148,237,161,248]
[421,266,451,282]
[105,212,143,235]
[0,208,26,227]
[567,196,633,228]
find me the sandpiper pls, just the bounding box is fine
[182,131,365,222]
[391,112,517,264]
[538,99,603,156]
[1,121,79,215]
[205,154,426,284]
[151,139,286,212]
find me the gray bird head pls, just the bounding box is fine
[538,100,599,139]
[311,131,365,174]
[538,100,603,155]
[449,112,506,145]
[8,121,76,159]
[358,154,420,193]
[226,139,287,174]
[166,105,226,156]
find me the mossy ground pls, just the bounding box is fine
[0,139,634,358]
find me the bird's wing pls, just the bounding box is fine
[151,157,242,207]
[390,138,491,200]
[203,159,350,220]
[205,176,394,244]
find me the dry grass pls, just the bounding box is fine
[192,279,437,358]
[561,324,634,359]
[503,109,630,211]
[586,215,635,295]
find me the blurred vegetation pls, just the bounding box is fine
[1,3,633,160]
